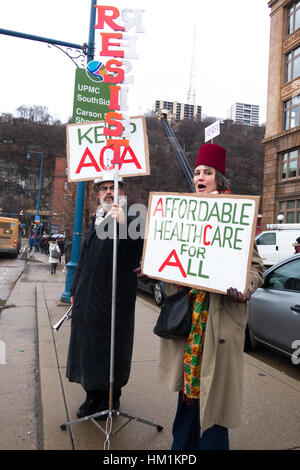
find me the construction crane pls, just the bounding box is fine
[161,117,194,191]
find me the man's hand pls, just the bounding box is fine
[134,267,150,284]
[227,287,251,303]
[110,203,125,224]
[70,296,74,305]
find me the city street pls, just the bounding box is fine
[0,247,299,451]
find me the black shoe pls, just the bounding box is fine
[94,399,120,421]
[76,396,103,418]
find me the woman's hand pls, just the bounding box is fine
[227,287,251,303]
[133,267,150,283]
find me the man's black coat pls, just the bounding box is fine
[66,215,143,392]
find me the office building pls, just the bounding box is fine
[153,100,202,121]
[227,103,260,126]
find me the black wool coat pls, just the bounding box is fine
[66,216,143,392]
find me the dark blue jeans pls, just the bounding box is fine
[171,392,229,450]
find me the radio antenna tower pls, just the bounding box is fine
[187,25,197,105]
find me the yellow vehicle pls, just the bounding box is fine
[0,217,22,257]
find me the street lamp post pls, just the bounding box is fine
[60,0,97,304]
[277,214,284,224]
[27,149,44,237]
[0,0,97,302]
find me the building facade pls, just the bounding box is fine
[153,100,202,121]
[262,0,300,227]
[227,103,260,126]
[51,157,70,234]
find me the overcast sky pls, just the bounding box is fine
[0,0,270,124]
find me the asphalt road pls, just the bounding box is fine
[0,245,27,308]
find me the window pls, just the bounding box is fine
[287,1,300,35]
[284,95,300,129]
[265,259,300,291]
[280,149,300,180]
[256,232,276,245]
[286,46,300,82]
[278,199,300,223]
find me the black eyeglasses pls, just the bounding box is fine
[94,183,123,193]
[99,185,115,192]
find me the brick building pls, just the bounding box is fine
[51,157,69,233]
[262,0,300,227]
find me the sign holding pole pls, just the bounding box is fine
[61,3,164,441]
[142,192,260,295]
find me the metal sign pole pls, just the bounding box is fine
[108,165,120,414]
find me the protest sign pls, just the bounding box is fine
[66,115,149,181]
[142,192,260,295]
[67,5,148,181]
[205,120,220,142]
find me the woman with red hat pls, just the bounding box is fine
[158,143,264,450]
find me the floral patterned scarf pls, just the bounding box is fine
[183,188,231,401]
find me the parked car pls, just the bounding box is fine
[245,253,300,363]
[137,278,166,306]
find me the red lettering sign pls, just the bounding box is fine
[153,198,164,217]
[75,147,101,174]
[94,5,125,31]
[158,249,187,278]
[203,224,212,246]
[100,33,124,57]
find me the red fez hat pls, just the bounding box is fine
[194,143,226,174]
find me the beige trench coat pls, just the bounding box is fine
[158,243,264,435]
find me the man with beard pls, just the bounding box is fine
[66,172,143,419]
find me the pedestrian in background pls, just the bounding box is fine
[48,240,60,274]
[63,238,72,273]
[57,237,65,263]
[28,233,36,258]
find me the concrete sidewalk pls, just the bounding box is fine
[2,250,300,450]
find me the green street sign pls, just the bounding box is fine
[72,67,111,124]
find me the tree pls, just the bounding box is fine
[16,105,52,124]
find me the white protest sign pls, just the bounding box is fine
[66,115,150,182]
[205,120,220,142]
[142,193,259,295]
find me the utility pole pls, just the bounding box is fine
[60,0,96,303]
[0,0,97,302]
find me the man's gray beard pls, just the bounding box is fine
[100,198,113,213]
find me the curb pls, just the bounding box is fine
[36,284,73,450]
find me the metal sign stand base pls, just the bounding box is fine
[60,408,163,449]
[61,164,163,449]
